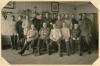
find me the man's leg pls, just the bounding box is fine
[30,40,35,53]
[57,40,62,57]
[49,40,53,55]
[36,38,43,56]
[65,41,70,56]
[18,41,31,55]
[14,35,18,50]
[86,36,91,54]
[72,39,75,54]
[11,35,15,49]
[77,38,83,56]
[45,39,50,55]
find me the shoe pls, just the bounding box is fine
[67,53,70,56]
[59,54,63,57]
[88,51,91,54]
[79,53,83,56]
[18,52,23,56]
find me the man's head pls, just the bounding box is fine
[71,14,75,18]
[78,14,81,20]
[65,14,68,19]
[74,24,79,29]
[53,24,56,29]
[25,15,28,20]
[45,13,49,18]
[11,15,15,21]
[82,13,87,19]
[62,22,66,27]
[57,15,60,20]
[31,24,35,29]
[43,23,47,28]
[36,14,42,19]
[18,15,23,20]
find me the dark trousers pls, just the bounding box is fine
[36,38,49,55]
[18,38,25,49]
[83,36,91,54]
[62,39,71,56]
[11,35,18,50]
[49,40,62,56]
[19,41,31,54]
[19,39,37,54]
[17,33,25,49]
[70,38,82,55]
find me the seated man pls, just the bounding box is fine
[61,23,71,56]
[18,24,38,55]
[49,24,62,57]
[37,23,50,55]
[70,24,82,56]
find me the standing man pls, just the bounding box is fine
[10,15,18,50]
[70,24,82,56]
[43,13,51,27]
[79,14,92,54]
[32,14,43,31]
[61,23,71,56]
[16,16,24,49]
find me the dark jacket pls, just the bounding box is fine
[71,27,81,39]
[32,18,43,31]
[16,20,24,38]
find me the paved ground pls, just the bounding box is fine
[1,49,98,65]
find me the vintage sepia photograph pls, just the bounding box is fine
[1,1,98,65]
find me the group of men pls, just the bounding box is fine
[2,12,92,57]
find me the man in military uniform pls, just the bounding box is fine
[70,24,82,56]
[32,14,43,31]
[61,23,71,56]
[79,14,92,54]
[49,24,62,57]
[37,23,50,55]
[16,16,24,49]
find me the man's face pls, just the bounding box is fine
[72,14,75,18]
[45,13,48,18]
[74,24,78,29]
[57,15,60,20]
[65,14,68,19]
[18,16,21,20]
[43,23,47,28]
[25,16,28,20]
[31,25,35,29]
[53,24,56,28]
[78,15,81,19]
[36,15,42,19]
[62,23,66,27]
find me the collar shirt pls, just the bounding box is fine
[39,28,50,39]
[61,27,70,41]
[50,28,62,41]
[27,29,38,42]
